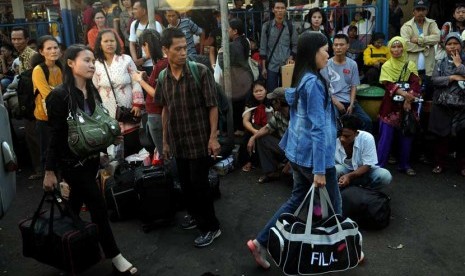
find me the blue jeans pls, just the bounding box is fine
[336,102,372,133]
[146,113,163,155]
[256,163,341,247]
[335,164,392,190]
[266,69,280,94]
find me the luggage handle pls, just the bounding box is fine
[293,184,344,236]
[29,190,87,234]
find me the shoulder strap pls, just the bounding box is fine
[187,61,200,90]
[267,22,285,68]
[398,62,409,82]
[39,63,50,83]
[102,62,119,106]
[134,20,140,31]
[158,68,167,88]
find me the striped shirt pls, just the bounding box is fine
[168,18,203,56]
[155,62,217,159]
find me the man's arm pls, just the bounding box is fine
[161,106,170,157]
[347,85,357,114]
[338,165,371,187]
[247,124,271,154]
[208,106,221,156]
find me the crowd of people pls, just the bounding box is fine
[0,0,465,274]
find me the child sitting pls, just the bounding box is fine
[363,32,390,86]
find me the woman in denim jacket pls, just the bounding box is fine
[246,31,341,270]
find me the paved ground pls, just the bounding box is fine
[1,158,464,275]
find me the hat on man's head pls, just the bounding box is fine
[267,87,286,100]
[414,0,429,9]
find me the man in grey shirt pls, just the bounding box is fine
[259,0,298,93]
[321,34,372,132]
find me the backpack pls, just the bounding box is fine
[16,63,50,120]
[158,61,200,91]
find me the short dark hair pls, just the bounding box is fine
[92,8,106,20]
[0,43,14,52]
[372,32,386,43]
[273,0,287,8]
[334,33,349,44]
[340,114,363,131]
[133,0,147,10]
[161,27,186,49]
[11,26,29,39]
[307,7,327,26]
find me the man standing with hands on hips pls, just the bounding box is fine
[155,28,221,248]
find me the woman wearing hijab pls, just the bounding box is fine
[377,36,422,176]
[429,32,465,176]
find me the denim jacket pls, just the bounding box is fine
[279,72,337,174]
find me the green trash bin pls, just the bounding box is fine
[356,85,385,121]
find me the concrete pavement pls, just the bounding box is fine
[0,160,464,275]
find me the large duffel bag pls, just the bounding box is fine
[134,165,175,232]
[19,192,102,275]
[268,185,362,275]
[341,186,391,230]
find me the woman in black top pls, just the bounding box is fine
[43,44,137,275]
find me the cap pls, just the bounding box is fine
[267,87,286,100]
[414,0,429,9]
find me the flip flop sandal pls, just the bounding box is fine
[406,168,417,176]
[432,166,443,174]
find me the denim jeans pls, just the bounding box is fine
[266,69,280,94]
[335,164,392,190]
[147,113,163,155]
[255,163,341,247]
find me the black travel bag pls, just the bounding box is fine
[134,165,176,232]
[102,164,139,221]
[341,186,391,230]
[19,192,102,275]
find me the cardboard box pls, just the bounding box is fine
[281,64,295,88]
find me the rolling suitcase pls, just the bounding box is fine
[134,166,175,232]
[102,165,139,221]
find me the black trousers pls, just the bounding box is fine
[62,158,120,259]
[176,156,220,233]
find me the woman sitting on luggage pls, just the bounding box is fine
[428,32,465,177]
[93,29,144,157]
[363,32,390,86]
[377,36,421,176]
[240,79,273,172]
[43,44,138,275]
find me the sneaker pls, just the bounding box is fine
[247,239,271,269]
[194,229,221,248]
[181,215,197,230]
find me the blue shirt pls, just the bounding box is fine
[279,72,337,174]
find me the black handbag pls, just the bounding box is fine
[19,192,102,274]
[103,62,142,124]
[267,185,362,275]
[67,92,121,157]
[400,110,418,137]
[437,81,465,107]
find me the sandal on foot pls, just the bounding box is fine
[406,168,416,176]
[28,172,43,180]
[257,172,280,184]
[432,166,443,174]
[242,163,253,172]
[247,240,270,269]
[112,264,138,275]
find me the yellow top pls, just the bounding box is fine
[363,44,391,66]
[32,64,63,121]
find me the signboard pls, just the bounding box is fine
[156,0,219,11]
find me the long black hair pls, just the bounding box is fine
[291,31,328,88]
[139,29,163,62]
[246,79,271,108]
[306,7,327,27]
[93,29,122,62]
[62,44,94,89]
[229,18,250,59]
